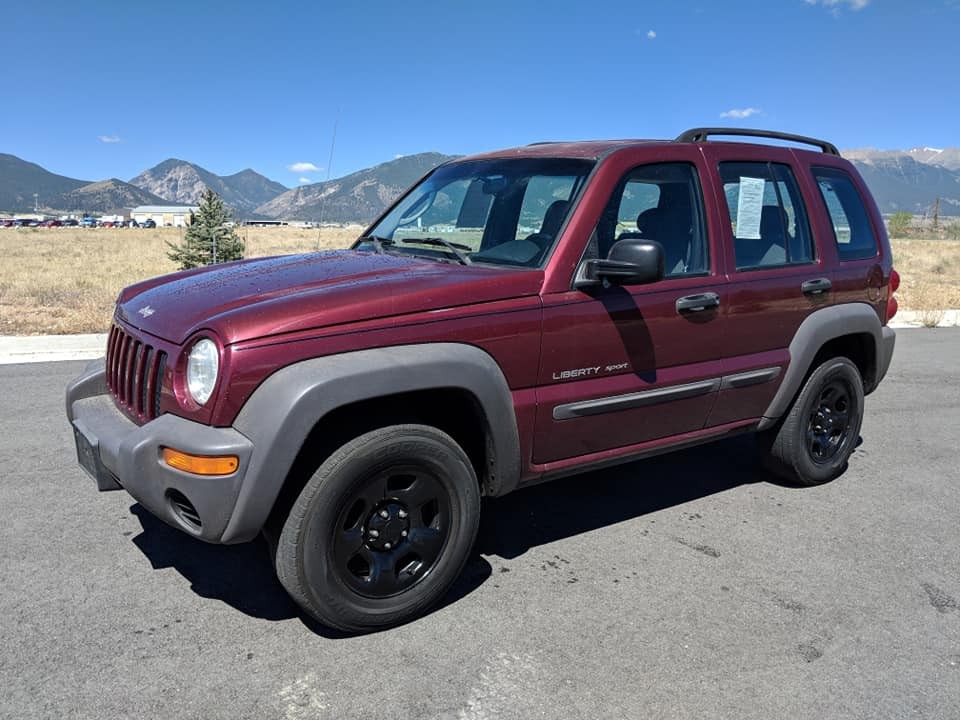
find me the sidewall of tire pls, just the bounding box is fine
[767,358,865,485]
[277,425,480,632]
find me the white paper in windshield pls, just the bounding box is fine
[735,176,765,239]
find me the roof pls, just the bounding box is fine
[455,129,840,163]
[131,205,199,213]
[460,139,668,162]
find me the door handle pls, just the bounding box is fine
[801,278,832,295]
[676,292,720,313]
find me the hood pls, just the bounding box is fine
[116,250,543,345]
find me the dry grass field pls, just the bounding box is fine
[0,227,958,335]
[891,238,960,324]
[0,226,360,335]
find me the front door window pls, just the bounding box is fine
[590,162,710,277]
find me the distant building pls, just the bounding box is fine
[131,205,199,227]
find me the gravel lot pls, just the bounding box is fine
[1,329,958,719]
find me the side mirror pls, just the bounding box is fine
[576,239,665,288]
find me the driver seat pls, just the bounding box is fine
[525,200,569,252]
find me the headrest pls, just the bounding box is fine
[636,208,663,233]
[541,200,570,237]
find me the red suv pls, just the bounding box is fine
[67,128,897,632]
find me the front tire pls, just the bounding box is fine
[276,424,481,632]
[761,357,864,486]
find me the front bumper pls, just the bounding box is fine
[66,361,255,543]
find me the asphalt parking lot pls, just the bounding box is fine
[1,329,958,719]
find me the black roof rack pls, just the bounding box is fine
[675,128,839,156]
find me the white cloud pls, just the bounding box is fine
[720,107,761,119]
[288,161,321,173]
[394,154,405,159]
[98,135,123,143]
[298,177,312,183]
[647,30,656,39]
[804,0,870,10]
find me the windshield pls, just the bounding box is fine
[359,158,593,267]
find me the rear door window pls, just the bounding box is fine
[719,162,814,270]
[812,167,879,261]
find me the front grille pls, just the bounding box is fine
[105,324,167,421]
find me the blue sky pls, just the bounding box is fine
[2,0,958,187]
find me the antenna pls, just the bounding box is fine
[316,109,340,251]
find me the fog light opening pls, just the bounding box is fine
[167,489,202,531]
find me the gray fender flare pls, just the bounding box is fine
[221,343,520,543]
[758,303,892,430]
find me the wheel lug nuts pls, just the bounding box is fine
[398,509,407,519]
[384,542,392,549]
[368,529,379,538]
[379,509,389,519]
[401,530,408,537]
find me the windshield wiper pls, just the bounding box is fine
[397,237,472,265]
[358,234,472,265]
[357,235,395,254]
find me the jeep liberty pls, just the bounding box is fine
[66,128,897,631]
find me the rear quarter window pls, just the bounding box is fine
[812,167,879,261]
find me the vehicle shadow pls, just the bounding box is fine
[129,505,297,621]
[477,432,768,559]
[127,432,785,635]
[128,504,493,638]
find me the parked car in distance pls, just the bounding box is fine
[0,219,14,227]
[80,217,98,228]
[62,219,79,227]
[42,219,62,227]
[140,218,156,228]
[67,127,898,633]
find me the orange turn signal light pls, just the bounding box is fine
[162,448,239,476]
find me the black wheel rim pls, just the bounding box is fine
[806,379,855,464]
[331,464,451,599]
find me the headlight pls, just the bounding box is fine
[186,338,219,405]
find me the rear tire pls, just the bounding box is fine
[275,424,480,632]
[761,357,864,486]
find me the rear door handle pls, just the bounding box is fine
[676,292,720,313]
[801,278,832,296]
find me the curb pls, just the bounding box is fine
[0,334,108,365]
[0,311,956,365]
[888,309,960,329]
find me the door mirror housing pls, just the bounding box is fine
[576,239,665,288]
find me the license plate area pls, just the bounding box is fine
[72,420,122,491]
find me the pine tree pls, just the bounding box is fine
[166,188,245,270]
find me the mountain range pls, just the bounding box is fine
[130,159,288,215]
[843,147,960,215]
[254,153,456,222]
[2,144,959,220]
